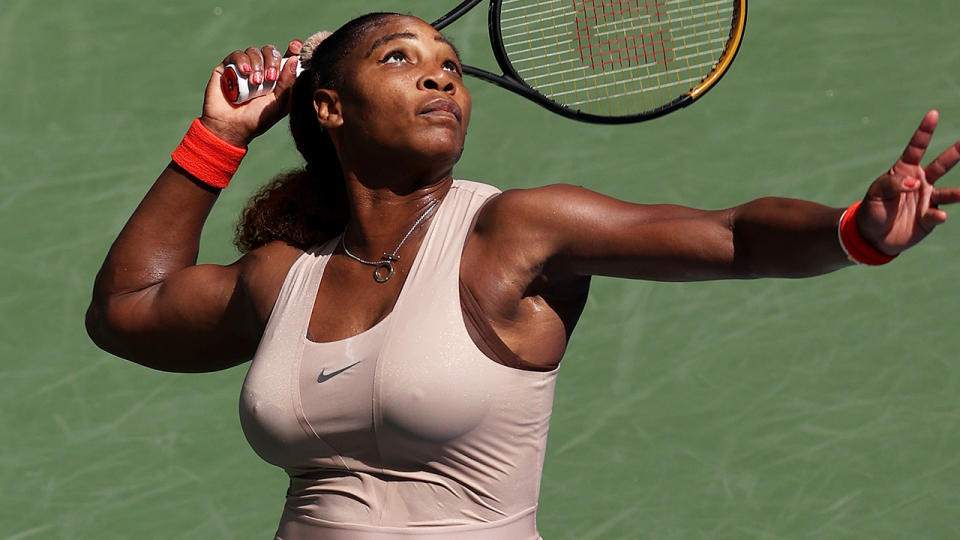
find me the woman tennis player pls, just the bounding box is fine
[87,13,960,540]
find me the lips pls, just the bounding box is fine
[419,98,462,123]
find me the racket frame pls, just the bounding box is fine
[433,0,748,124]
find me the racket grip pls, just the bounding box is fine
[221,57,304,104]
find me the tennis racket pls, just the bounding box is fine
[433,0,747,124]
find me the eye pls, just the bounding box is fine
[443,60,462,75]
[381,50,408,64]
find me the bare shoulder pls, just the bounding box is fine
[466,183,602,283]
[478,183,590,220]
[237,241,305,324]
[474,183,596,240]
[473,183,657,254]
[240,240,304,269]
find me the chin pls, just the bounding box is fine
[410,133,466,166]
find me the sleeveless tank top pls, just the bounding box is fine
[239,180,558,539]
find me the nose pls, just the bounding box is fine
[419,65,456,94]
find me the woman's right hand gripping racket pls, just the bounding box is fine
[202,42,305,148]
[433,0,747,124]
[222,56,304,104]
[220,32,331,104]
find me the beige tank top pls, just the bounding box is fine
[239,180,557,539]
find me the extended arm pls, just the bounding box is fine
[481,187,849,281]
[479,111,960,283]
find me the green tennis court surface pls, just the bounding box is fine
[3,1,958,538]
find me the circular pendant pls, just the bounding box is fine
[373,260,394,283]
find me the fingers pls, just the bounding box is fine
[919,187,960,229]
[920,207,948,230]
[895,109,939,169]
[245,46,267,84]
[222,45,282,85]
[284,39,303,57]
[924,140,960,184]
[263,44,284,83]
[931,187,960,206]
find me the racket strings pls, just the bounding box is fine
[499,0,740,116]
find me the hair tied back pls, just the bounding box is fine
[299,30,332,70]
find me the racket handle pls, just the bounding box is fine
[221,57,304,104]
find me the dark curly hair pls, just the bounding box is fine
[234,12,402,253]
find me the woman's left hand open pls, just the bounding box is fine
[858,110,960,255]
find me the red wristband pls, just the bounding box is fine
[171,118,247,189]
[838,200,897,266]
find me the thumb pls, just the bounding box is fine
[272,56,300,111]
[866,173,920,201]
[919,207,948,232]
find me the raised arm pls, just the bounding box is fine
[86,42,303,372]
[480,111,960,283]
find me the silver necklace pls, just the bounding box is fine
[341,198,440,283]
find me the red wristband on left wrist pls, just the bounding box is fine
[838,200,897,266]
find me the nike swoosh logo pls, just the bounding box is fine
[317,361,361,383]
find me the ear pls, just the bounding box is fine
[313,89,344,129]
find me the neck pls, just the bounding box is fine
[330,127,461,251]
[341,169,453,253]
